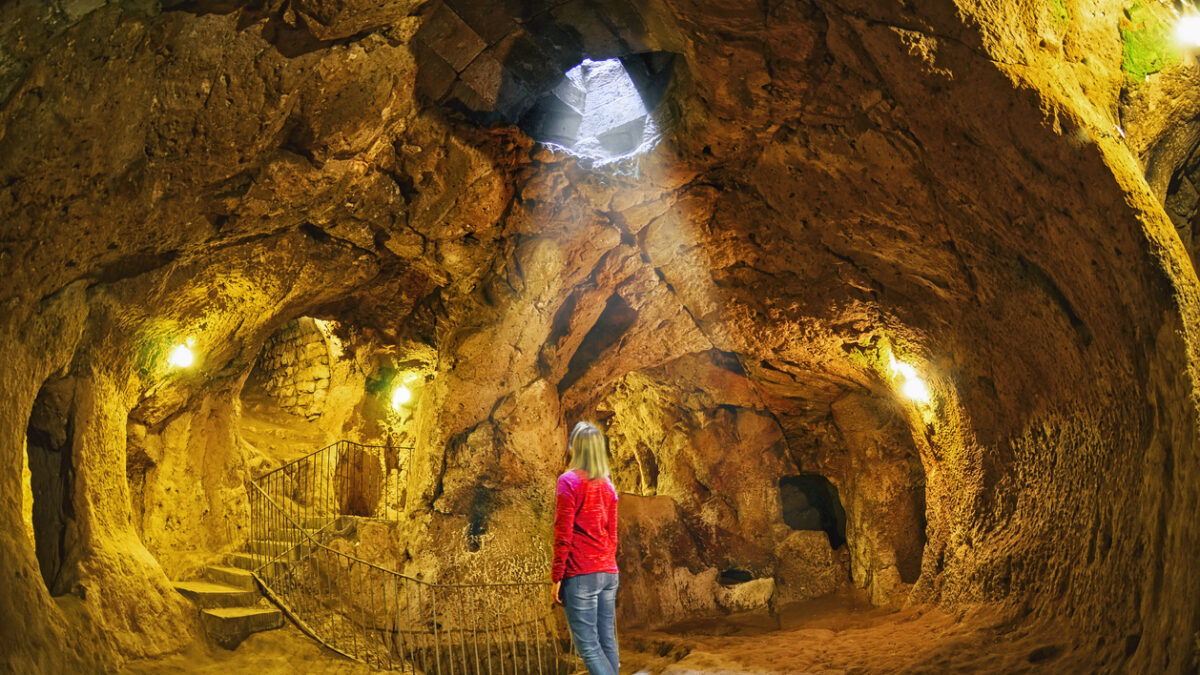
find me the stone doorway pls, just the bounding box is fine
[24,377,76,596]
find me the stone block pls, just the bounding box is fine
[528,95,583,147]
[774,531,842,605]
[417,3,487,73]
[413,40,457,101]
[302,364,330,380]
[173,581,259,609]
[597,115,647,156]
[204,565,256,591]
[200,607,283,650]
[442,0,518,45]
[715,577,776,613]
[551,1,622,58]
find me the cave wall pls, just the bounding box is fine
[0,0,1198,671]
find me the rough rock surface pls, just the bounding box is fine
[775,531,846,606]
[1,0,1199,672]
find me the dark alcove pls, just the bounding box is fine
[25,378,77,596]
[780,474,847,549]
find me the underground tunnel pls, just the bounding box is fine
[2,0,1200,673]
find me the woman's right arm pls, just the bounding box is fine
[551,473,576,584]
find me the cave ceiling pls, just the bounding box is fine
[0,0,1165,441]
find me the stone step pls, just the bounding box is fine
[245,539,310,557]
[276,527,317,540]
[173,581,260,609]
[296,515,325,529]
[200,606,283,650]
[205,565,257,591]
[223,552,289,578]
[224,552,258,571]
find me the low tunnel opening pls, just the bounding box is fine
[24,377,76,597]
[780,474,847,550]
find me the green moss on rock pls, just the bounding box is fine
[1121,2,1172,82]
[1050,0,1069,24]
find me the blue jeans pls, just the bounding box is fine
[562,572,619,675]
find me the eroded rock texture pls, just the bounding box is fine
[1,0,1199,672]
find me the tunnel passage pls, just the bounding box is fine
[24,378,76,596]
[245,317,335,420]
[780,474,847,549]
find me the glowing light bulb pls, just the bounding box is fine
[1177,15,1200,48]
[391,385,412,410]
[901,377,931,403]
[167,344,194,369]
[889,355,931,404]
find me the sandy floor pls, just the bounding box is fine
[122,625,380,674]
[123,589,1095,674]
[621,588,1095,674]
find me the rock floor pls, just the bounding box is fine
[623,589,1097,673]
[121,625,376,674]
[123,588,1098,673]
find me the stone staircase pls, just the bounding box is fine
[172,559,283,649]
[173,518,331,648]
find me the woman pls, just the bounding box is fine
[552,421,620,675]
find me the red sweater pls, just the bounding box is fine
[552,469,619,582]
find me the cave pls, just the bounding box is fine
[3,1,1200,673]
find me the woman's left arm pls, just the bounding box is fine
[551,474,577,589]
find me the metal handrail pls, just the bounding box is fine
[249,484,550,590]
[254,439,390,482]
[246,440,575,673]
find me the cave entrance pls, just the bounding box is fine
[24,378,76,596]
[780,474,847,549]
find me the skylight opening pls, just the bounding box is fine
[520,54,674,167]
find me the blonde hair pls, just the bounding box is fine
[568,421,610,480]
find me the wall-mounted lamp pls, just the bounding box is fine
[890,356,931,404]
[167,338,196,369]
[1176,14,1200,49]
[390,373,422,411]
[391,385,413,410]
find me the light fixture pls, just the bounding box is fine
[890,356,931,404]
[391,384,413,410]
[167,339,195,369]
[1176,14,1200,49]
